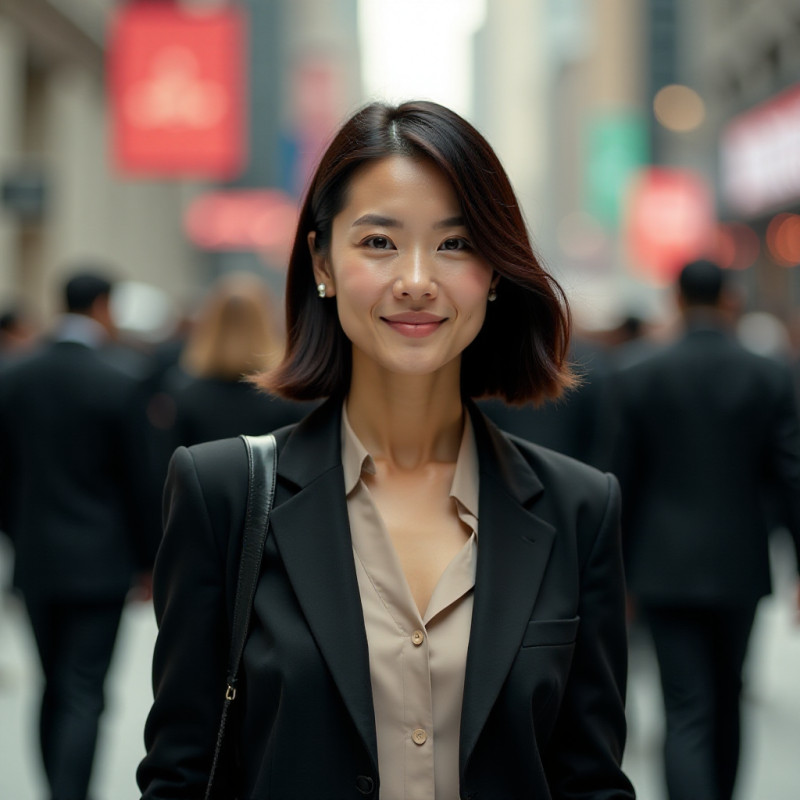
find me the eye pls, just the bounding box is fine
[363,235,395,250]
[439,237,473,252]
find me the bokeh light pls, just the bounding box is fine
[713,222,760,270]
[766,213,800,267]
[653,84,706,132]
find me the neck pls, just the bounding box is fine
[682,305,728,327]
[345,357,465,470]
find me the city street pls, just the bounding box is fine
[1,1,799,797]
[1,539,799,800]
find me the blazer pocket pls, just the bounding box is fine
[521,616,580,648]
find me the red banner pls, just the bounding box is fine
[108,1,247,179]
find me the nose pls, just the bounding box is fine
[392,249,437,302]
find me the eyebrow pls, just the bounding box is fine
[434,216,465,230]
[350,214,466,230]
[352,214,401,228]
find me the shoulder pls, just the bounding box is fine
[485,424,621,572]
[508,431,615,502]
[93,345,150,382]
[694,333,795,388]
[0,346,52,402]
[174,422,299,502]
[0,344,48,376]
[164,425,300,564]
[181,435,250,476]
[164,439,253,564]
[475,404,616,514]
[615,338,680,376]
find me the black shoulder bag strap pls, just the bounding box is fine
[204,433,278,800]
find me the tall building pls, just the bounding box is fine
[476,0,650,330]
[0,0,198,323]
[0,0,362,327]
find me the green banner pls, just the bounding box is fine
[585,113,649,228]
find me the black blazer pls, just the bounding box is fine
[0,340,160,600]
[613,323,800,606]
[138,400,633,799]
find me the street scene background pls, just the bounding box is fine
[2,1,800,798]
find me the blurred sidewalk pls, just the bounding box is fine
[1,539,799,800]
[624,535,800,799]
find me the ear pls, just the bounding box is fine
[490,272,501,290]
[89,294,116,337]
[308,231,335,296]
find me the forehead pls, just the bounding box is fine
[338,156,461,220]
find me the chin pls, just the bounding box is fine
[384,353,460,379]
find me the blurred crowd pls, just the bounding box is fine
[1,259,799,800]
[0,267,316,800]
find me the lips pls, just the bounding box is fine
[381,311,447,338]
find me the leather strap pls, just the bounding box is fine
[205,432,277,800]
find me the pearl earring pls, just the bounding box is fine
[317,283,326,298]
[488,288,497,302]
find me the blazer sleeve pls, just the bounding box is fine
[546,474,634,800]
[765,365,800,571]
[137,446,231,799]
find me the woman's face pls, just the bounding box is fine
[311,155,497,381]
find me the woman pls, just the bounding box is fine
[138,101,634,799]
[168,272,311,447]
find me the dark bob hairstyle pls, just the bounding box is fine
[258,100,575,404]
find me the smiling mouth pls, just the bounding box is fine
[381,313,447,338]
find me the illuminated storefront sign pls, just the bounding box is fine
[108,1,247,179]
[721,83,800,217]
[184,189,297,263]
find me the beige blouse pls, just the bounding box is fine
[342,409,479,800]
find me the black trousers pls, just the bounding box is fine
[24,596,125,800]
[643,603,757,800]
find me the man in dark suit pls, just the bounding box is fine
[0,272,159,800]
[614,259,800,800]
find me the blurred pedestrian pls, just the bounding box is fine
[138,100,633,799]
[0,304,38,365]
[613,259,800,800]
[0,270,160,800]
[168,271,313,447]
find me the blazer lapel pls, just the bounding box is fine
[266,400,555,777]
[268,400,378,770]
[459,404,556,775]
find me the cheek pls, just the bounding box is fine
[455,264,493,318]
[334,259,382,308]
[334,259,377,299]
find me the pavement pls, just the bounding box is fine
[1,536,799,800]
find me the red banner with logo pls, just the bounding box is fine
[108,1,247,179]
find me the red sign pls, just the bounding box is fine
[625,168,715,285]
[184,189,297,262]
[108,1,247,179]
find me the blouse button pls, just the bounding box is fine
[412,728,428,745]
[411,630,425,646]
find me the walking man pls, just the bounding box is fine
[614,259,800,800]
[0,271,159,800]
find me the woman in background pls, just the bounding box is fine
[169,271,311,446]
